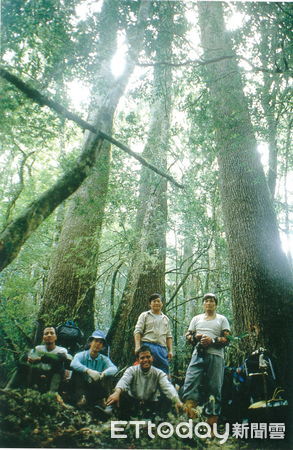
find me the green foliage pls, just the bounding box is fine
[0,389,208,449]
[0,389,93,447]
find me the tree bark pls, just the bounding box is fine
[258,18,280,198]
[197,2,292,378]
[108,2,174,366]
[38,0,152,337]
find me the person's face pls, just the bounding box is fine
[203,297,217,313]
[43,327,57,345]
[138,351,153,370]
[90,338,104,356]
[150,297,163,313]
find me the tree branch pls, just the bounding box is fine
[137,55,292,75]
[165,238,214,307]
[0,134,104,272]
[137,55,235,67]
[0,67,183,189]
[4,148,35,226]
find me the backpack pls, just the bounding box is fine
[56,321,84,355]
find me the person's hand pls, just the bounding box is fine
[195,334,203,341]
[168,351,173,360]
[86,369,101,381]
[200,335,213,347]
[106,390,121,406]
[56,352,67,361]
[174,400,183,413]
[186,332,197,345]
[64,370,71,380]
[185,332,193,341]
[28,355,41,363]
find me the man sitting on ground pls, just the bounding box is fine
[70,330,117,407]
[106,345,182,418]
[7,326,72,393]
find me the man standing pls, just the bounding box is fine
[106,345,182,418]
[182,293,230,427]
[70,330,117,407]
[134,293,172,374]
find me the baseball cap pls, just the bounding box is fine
[89,330,106,341]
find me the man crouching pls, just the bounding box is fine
[106,345,182,419]
[6,326,72,393]
[70,330,117,407]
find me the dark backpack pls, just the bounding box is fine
[56,321,84,355]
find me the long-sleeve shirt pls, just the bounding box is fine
[70,350,117,376]
[116,365,179,402]
[134,310,172,347]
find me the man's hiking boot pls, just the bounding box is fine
[77,395,87,407]
[183,399,198,419]
[93,405,113,420]
[206,415,218,437]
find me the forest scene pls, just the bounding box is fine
[0,0,292,448]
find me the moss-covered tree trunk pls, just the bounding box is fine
[38,0,151,337]
[197,2,292,379]
[108,2,174,366]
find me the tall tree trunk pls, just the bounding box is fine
[38,0,151,337]
[259,18,280,198]
[197,2,292,379]
[283,119,292,268]
[108,2,174,366]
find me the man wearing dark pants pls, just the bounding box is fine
[182,293,230,427]
[70,330,117,407]
[7,326,72,393]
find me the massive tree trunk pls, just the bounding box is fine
[38,0,151,337]
[108,2,174,366]
[197,2,292,379]
[258,16,280,198]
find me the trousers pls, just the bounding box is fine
[182,351,224,416]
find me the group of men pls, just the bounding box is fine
[10,292,230,426]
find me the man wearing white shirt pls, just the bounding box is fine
[8,326,72,393]
[182,293,230,427]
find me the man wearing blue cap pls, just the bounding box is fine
[70,330,117,407]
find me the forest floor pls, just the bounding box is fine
[0,389,289,449]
